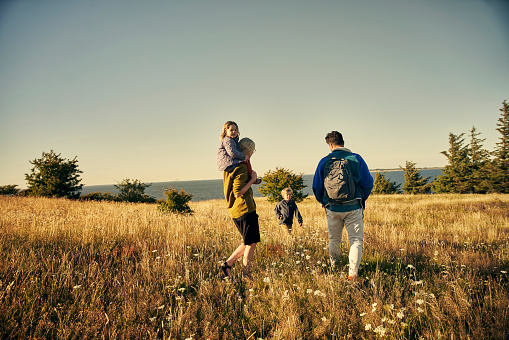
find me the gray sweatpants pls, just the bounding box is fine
[326,208,364,277]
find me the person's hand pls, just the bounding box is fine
[251,170,257,181]
[245,154,251,162]
[299,223,303,227]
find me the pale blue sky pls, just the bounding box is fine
[1,0,508,186]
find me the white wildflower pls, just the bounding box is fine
[282,290,290,301]
[360,312,366,317]
[322,316,327,322]
[73,285,81,289]
[263,277,270,283]
[374,325,386,337]
[501,271,507,274]
[365,324,372,331]
[314,290,322,296]
[178,288,186,292]
[397,311,405,319]
[157,305,165,310]
[416,299,424,305]
[306,289,313,294]
[407,264,415,269]
[417,307,424,313]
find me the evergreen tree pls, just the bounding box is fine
[433,133,470,193]
[466,126,490,193]
[400,161,432,194]
[372,172,401,194]
[489,99,509,193]
[25,150,83,198]
[258,167,307,203]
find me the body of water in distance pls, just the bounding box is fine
[81,169,443,202]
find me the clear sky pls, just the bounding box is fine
[1,0,508,186]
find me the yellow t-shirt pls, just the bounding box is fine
[223,164,256,218]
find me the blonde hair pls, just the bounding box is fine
[219,121,239,141]
[239,137,255,154]
[282,187,293,195]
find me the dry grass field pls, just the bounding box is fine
[1,194,508,339]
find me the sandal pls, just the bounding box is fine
[220,261,231,277]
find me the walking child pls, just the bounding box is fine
[274,187,303,234]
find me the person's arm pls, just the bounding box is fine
[274,202,282,219]
[235,170,257,198]
[354,154,374,201]
[294,203,303,225]
[312,157,327,206]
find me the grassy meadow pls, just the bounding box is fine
[1,194,508,339]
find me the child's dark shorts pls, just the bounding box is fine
[232,211,261,245]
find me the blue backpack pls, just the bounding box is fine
[323,154,356,204]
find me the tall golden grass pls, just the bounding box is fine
[1,194,508,339]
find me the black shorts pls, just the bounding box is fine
[232,211,261,245]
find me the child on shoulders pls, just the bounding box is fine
[216,120,261,183]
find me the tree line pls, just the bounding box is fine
[373,99,509,194]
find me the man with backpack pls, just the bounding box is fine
[312,131,373,281]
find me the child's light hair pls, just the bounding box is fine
[219,121,239,141]
[239,138,255,154]
[282,187,293,195]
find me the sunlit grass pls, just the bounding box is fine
[1,194,508,339]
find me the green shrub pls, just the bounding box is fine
[114,178,155,203]
[258,167,307,203]
[80,192,118,202]
[158,188,193,214]
[0,185,20,196]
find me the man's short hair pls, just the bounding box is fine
[325,131,344,146]
[239,137,255,154]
